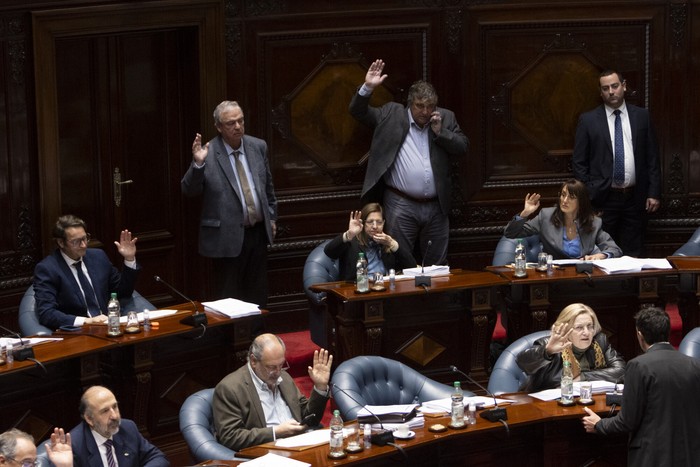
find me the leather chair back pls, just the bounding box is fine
[487,330,551,395]
[302,240,339,348]
[673,226,700,256]
[19,285,155,336]
[492,234,542,266]
[679,327,700,359]
[179,388,238,462]
[331,355,471,421]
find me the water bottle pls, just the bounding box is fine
[142,308,152,332]
[6,342,14,364]
[467,401,477,425]
[389,268,396,291]
[560,360,574,404]
[328,409,346,458]
[107,293,122,336]
[450,381,465,427]
[356,252,369,293]
[514,239,527,278]
[363,423,372,450]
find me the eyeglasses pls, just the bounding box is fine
[364,220,385,227]
[559,192,578,201]
[7,457,39,467]
[261,360,290,374]
[65,234,91,247]
[572,324,595,333]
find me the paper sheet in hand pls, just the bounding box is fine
[402,265,450,277]
[242,452,311,467]
[202,298,261,318]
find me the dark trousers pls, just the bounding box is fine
[600,190,646,257]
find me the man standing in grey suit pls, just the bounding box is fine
[350,59,469,266]
[182,101,278,309]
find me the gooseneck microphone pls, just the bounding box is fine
[153,275,207,327]
[414,240,432,288]
[330,383,395,446]
[450,365,508,423]
[0,324,36,361]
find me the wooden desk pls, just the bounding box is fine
[231,394,625,466]
[668,256,700,335]
[487,264,671,360]
[310,271,509,384]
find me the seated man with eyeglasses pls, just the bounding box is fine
[324,203,416,281]
[516,303,626,392]
[33,214,140,330]
[0,427,73,467]
[504,179,622,261]
[212,333,333,451]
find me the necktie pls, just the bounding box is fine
[613,109,625,185]
[104,439,117,467]
[74,260,101,317]
[232,150,259,226]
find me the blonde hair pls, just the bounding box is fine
[554,303,601,334]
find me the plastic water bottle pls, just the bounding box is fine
[363,423,372,449]
[450,381,465,427]
[356,252,369,293]
[389,268,396,290]
[142,308,152,332]
[560,360,574,404]
[6,342,13,364]
[467,401,477,425]
[514,239,527,278]
[107,293,122,336]
[328,409,345,458]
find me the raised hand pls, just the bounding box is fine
[365,59,388,91]
[45,427,73,467]
[307,348,333,392]
[192,133,209,165]
[545,322,572,356]
[346,211,363,240]
[520,193,541,218]
[114,229,137,262]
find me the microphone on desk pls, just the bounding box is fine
[0,324,36,361]
[153,275,207,327]
[415,240,432,287]
[329,383,395,446]
[450,365,508,423]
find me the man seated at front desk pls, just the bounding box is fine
[33,214,140,330]
[213,333,332,451]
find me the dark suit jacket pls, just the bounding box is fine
[595,343,700,467]
[349,90,469,216]
[323,233,417,281]
[504,207,622,259]
[181,134,277,258]
[34,248,140,330]
[70,419,168,467]
[572,103,661,209]
[212,364,329,451]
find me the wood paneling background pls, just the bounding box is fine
[1,0,699,336]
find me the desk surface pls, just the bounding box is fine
[486,262,674,283]
[210,394,620,466]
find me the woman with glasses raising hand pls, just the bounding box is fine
[517,303,626,392]
[504,179,621,260]
[324,203,417,281]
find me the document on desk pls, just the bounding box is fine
[242,452,310,467]
[590,256,673,274]
[0,337,63,347]
[357,403,418,423]
[273,428,331,449]
[420,396,513,414]
[402,265,451,277]
[202,298,261,318]
[529,381,621,401]
[118,309,177,324]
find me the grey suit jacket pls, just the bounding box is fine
[212,364,329,451]
[595,344,700,467]
[504,207,622,259]
[181,135,277,258]
[349,90,469,216]
[572,103,661,209]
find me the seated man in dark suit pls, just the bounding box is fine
[213,333,332,451]
[33,214,140,330]
[69,386,168,467]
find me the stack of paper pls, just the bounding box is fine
[356,404,418,424]
[201,298,261,318]
[402,265,450,277]
[591,256,673,274]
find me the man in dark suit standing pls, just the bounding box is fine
[350,59,469,266]
[69,386,168,467]
[573,70,661,257]
[582,307,700,467]
[182,101,277,309]
[34,215,140,330]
